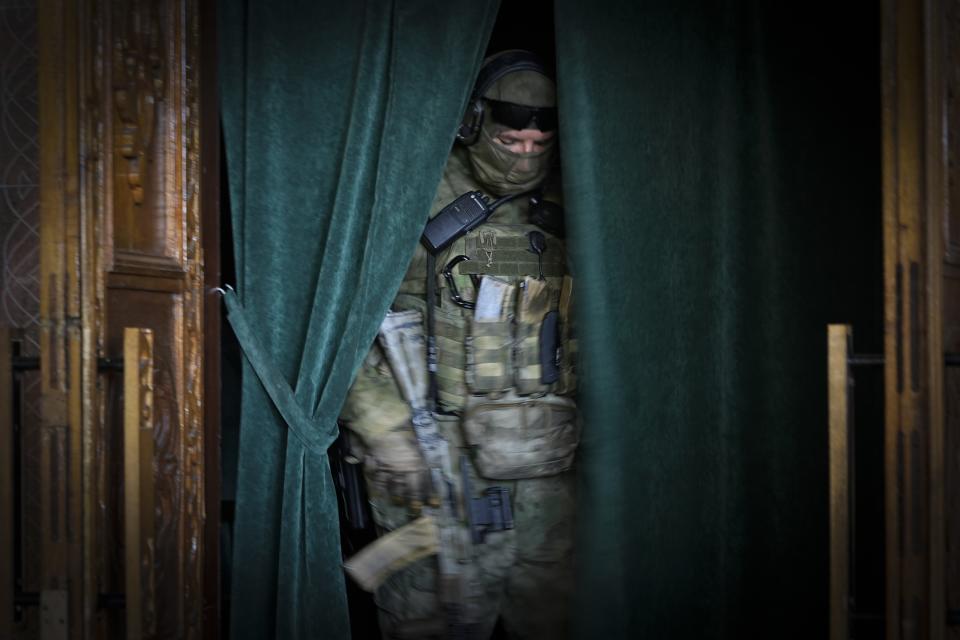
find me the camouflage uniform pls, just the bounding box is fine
[342,57,578,640]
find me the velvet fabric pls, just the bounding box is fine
[218,2,499,637]
[554,1,880,637]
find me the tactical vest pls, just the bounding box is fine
[389,147,579,479]
[396,215,575,401]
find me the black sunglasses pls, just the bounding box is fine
[486,99,558,132]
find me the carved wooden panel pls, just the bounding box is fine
[37,0,203,637]
[109,0,178,262]
[89,0,205,636]
[105,290,190,639]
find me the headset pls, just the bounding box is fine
[456,50,552,145]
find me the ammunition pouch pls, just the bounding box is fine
[394,294,470,412]
[461,392,580,479]
[514,276,553,395]
[466,317,515,396]
[461,275,575,401]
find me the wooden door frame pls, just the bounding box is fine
[38,2,89,635]
[200,0,221,636]
[37,0,211,637]
[881,0,948,637]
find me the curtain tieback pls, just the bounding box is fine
[222,289,337,455]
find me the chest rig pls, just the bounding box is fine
[396,212,575,413]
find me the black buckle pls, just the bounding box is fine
[460,455,514,544]
[467,487,513,545]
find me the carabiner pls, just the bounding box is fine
[442,255,480,310]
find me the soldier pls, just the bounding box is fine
[341,50,579,639]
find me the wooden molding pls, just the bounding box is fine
[106,273,186,294]
[112,250,188,277]
[39,1,88,636]
[828,325,851,640]
[112,3,166,209]
[199,0,221,634]
[124,328,157,640]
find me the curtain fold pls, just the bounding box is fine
[219,2,500,637]
[555,1,880,637]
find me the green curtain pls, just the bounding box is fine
[218,2,499,637]
[555,1,880,637]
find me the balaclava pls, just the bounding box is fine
[467,63,557,195]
